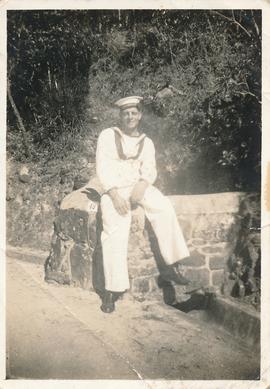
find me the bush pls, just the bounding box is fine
[7,10,261,193]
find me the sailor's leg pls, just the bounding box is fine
[100,193,131,292]
[140,185,190,265]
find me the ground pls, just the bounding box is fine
[6,255,259,380]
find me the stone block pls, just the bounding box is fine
[207,296,260,347]
[140,247,154,260]
[169,192,243,215]
[222,274,236,297]
[130,207,145,233]
[70,243,92,289]
[128,260,158,278]
[188,238,207,247]
[128,232,145,252]
[178,218,193,240]
[200,246,223,254]
[45,234,73,285]
[131,277,150,294]
[193,222,239,243]
[209,256,227,270]
[60,182,100,213]
[184,268,210,287]
[128,228,152,258]
[148,277,160,293]
[212,269,225,286]
[55,209,97,245]
[180,250,205,267]
[152,276,187,304]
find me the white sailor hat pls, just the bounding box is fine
[114,96,143,110]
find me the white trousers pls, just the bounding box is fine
[100,185,190,292]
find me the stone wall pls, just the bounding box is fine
[125,193,257,298]
[6,161,260,302]
[43,185,260,302]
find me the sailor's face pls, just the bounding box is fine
[120,107,142,132]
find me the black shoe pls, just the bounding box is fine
[162,263,191,285]
[100,290,115,313]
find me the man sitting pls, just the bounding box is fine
[96,96,191,313]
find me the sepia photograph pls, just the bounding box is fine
[3,4,266,384]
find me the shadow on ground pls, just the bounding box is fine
[157,275,212,312]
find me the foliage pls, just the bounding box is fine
[7,10,261,193]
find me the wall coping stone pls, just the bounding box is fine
[169,192,246,214]
[61,187,248,217]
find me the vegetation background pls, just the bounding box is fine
[7,9,261,194]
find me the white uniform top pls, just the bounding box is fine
[96,127,157,192]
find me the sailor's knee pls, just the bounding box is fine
[161,198,175,214]
[100,193,112,208]
[142,188,174,214]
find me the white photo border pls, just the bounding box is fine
[1,1,269,388]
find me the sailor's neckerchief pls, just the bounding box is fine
[112,127,146,160]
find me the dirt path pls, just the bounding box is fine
[6,256,260,380]
[6,258,138,379]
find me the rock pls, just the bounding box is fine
[130,207,145,232]
[89,116,99,123]
[129,261,158,278]
[169,192,243,215]
[222,273,236,297]
[140,247,154,260]
[192,219,239,243]
[180,251,205,267]
[156,87,174,100]
[178,218,193,240]
[212,270,225,286]
[209,256,228,270]
[201,246,223,254]
[60,184,99,213]
[131,277,150,294]
[70,243,93,289]
[184,268,210,288]
[19,166,31,183]
[155,85,184,101]
[45,209,98,289]
[14,194,23,205]
[188,238,206,247]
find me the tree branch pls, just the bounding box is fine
[7,78,31,158]
[211,10,252,38]
[251,10,260,36]
[236,91,261,104]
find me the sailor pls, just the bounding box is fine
[96,96,191,313]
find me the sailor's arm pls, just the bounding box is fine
[96,129,119,192]
[139,137,157,185]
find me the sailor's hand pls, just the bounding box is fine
[130,180,148,204]
[108,188,130,216]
